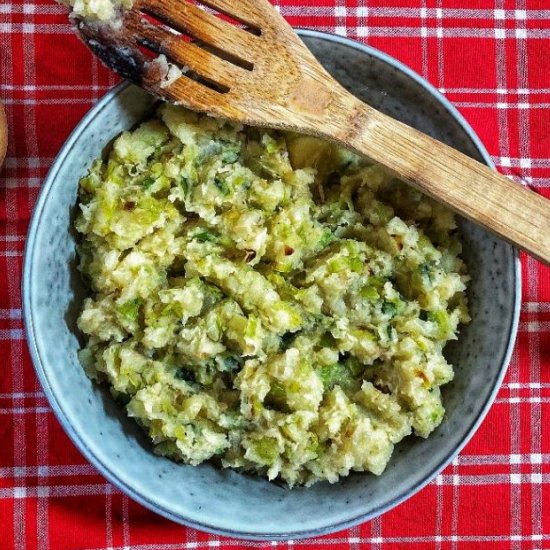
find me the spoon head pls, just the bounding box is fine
[72,0,338,131]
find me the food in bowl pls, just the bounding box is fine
[75,102,470,487]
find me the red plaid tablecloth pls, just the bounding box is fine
[1,1,550,548]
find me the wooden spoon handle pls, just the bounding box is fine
[328,97,550,265]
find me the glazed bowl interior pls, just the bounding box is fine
[23,31,520,540]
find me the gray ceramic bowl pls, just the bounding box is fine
[23,30,520,540]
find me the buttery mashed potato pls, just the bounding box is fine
[75,104,470,486]
[59,0,132,21]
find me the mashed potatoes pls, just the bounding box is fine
[59,0,132,21]
[75,104,470,486]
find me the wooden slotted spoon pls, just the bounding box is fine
[72,0,550,264]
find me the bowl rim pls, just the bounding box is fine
[22,29,522,541]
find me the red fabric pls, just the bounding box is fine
[1,1,549,548]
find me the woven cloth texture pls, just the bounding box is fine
[1,1,549,549]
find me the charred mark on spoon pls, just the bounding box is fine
[78,19,149,85]
[77,17,181,90]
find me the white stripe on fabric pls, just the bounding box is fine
[3,23,550,38]
[0,392,44,399]
[3,157,54,167]
[80,534,550,550]
[0,465,98,477]
[0,308,22,318]
[276,6,550,19]
[0,178,42,188]
[455,102,550,108]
